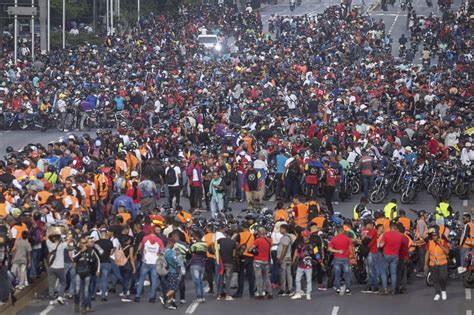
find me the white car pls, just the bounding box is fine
[197,34,222,52]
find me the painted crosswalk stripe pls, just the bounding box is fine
[332,306,339,315]
[185,300,200,314]
[466,288,472,300]
[466,310,472,315]
[39,305,55,315]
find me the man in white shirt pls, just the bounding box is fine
[165,159,182,208]
[461,142,474,166]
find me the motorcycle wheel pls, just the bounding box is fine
[464,273,474,288]
[301,182,308,196]
[369,189,386,204]
[265,183,275,199]
[400,190,415,204]
[391,180,403,193]
[64,113,75,131]
[426,272,433,287]
[351,180,360,194]
[455,183,469,198]
[353,265,368,284]
[19,122,29,130]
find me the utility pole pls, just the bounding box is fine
[62,0,65,49]
[92,0,97,32]
[47,0,50,51]
[14,0,18,63]
[31,0,35,60]
[39,0,47,53]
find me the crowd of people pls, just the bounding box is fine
[0,0,473,313]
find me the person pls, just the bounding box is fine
[353,197,369,221]
[276,224,293,296]
[396,224,409,294]
[161,232,180,310]
[415,210,429,276]
[292,196,309,229]
[11,230,31,290]
[202,224,216,295]
[165,159,182,208]
[358,149,374,197]
[46,226,67,305]
[291,230,313,300]
[134,226,164,303]
[189,232,208,302]
[72,236,100,313]
[233,221,255,298]
[322,161,336,215]
[424,228,449,301]
[435,199,452,226]
[216,227,236,300]
[459,213,474,268]
[397,210,411,232]
[378,222,403,295]
[384,199,397,220]
[95,229,115,301]
[361,220,379,294]
[248,227,272,299]
[304,153,322,200]
[244,162,260,209]
[118,233,136,303]
[328,226,354,295]
[209,172,225,217]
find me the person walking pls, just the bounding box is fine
[233,222,255,298]
[46,227,67,305]
[11,231,31,290]
[209,172,225,217]
[216,227,236,300]
[424,228,450,300]
[378,222,403,295]
[322,161,336,215]
[165,159,182,208]
[276,224,293,296]
[189,232,208,302]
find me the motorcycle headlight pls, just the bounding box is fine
[466,170,472,176]
[449,175,455,181]
[413,177,418,182]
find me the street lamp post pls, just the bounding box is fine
[47,0,50,51]
[31,0,35,61]
[62,0,65,49]
[13,0,17,63]
[137,0,140,23]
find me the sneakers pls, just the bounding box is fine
[198,298,206,303]
[441,291,447,300]
[225,296,234,301]
[345,289,352,296]
[159,296,167,309]
[361,286,372,293]
[179,299,186,304]
[434,294,441,301]
[277,290,287,296]
[290,292,302,300]
[416,272,426,278]
[144,280,150,287]
[167,303,177,310]
[121,298,132,303]
[306,294,311,301]
[318,286,327,291]
[56,296,65,305]
[335,289,341,295]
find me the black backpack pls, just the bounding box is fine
[166,167,177,185]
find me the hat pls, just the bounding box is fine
[405,146,412,152]
[95,140,101,147]
[131,171,139,178]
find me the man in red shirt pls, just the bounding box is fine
[248,227,272,299]
[322,161,336,215]
[361,220,379,293]
[396,223,410,294]
[378,222,403,294]
[329,226,354,295]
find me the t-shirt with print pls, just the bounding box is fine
[140,234,164,264]
[296,242,314,269]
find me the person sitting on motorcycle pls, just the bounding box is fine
[398,34,408,47]
[79,98,95,131]
[353,196,369,221]
[435,198,452,226]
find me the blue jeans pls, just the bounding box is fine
[190,265,205,299]
[361,175,373,198]
[210,197,223,217]
[100,262,112,298]
[460,248,470,267]
[136,263,158,299]
[74,275,91,308]
[367,253,378,288]
[120,264,133,295]
[30,248,42,278]
[333,258,351,290]
[64,262,76,296]
[110,261,123,289]
[381,255,399,291]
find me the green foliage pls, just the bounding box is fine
[50,31,102,49]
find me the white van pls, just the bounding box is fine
[197,34,222,52]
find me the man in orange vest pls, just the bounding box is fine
[59,160,78,183]
[234,221,255,298]
[415,210,429,276]
[396,210,411,232]
[202,224,216,294]
[292,196,309,228]
[424,228,449,301]
[274,201,289,222]
[460,214,474,267]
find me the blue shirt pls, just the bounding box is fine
[164,248,178,273]
[276,154,288,174]
[112,195,135,218]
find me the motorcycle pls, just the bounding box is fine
[352,246,368,284]
[400,170,421,204]
[454,166,472,199]
[462,250,474,288]
[290,1,296,11]
[264,170,276,200]
[369,172,390,203]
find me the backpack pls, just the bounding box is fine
[166,167,177,185]
[155,253,169,276]
[114,245,130,267]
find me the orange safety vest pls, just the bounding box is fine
[461,222,474,248]
[398,217,411,232]
[311,216,326,230]
[243,136,254,154]
[115,159,128,176]
[427,240,448,266]
[376,217,390,232]
[94,174,109,200]
[126,153,138,177]
[12,223,27,240]
[62,195,80,215]
[177,211,193,225]
[60,166,74,182]
[118,212,132,224]
[0,203,7,219]
[274,209,289,222]
[183,230,191,244]
[203,232,216,259]
[294,203,309,228]
[36,190,52,206]
[239,230,255,257]
[82,183,95,210]
[405,232,415,253]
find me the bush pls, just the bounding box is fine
[50,32,103,49]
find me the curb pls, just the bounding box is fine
[0,276,48,315]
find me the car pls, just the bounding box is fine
[197,34,223,52]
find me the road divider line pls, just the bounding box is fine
[467,310,472,315]
[185,299,200,314]
[331,306,339,315]
[463,200,468,207]
[39,305,55,315]
[466,288,472,300]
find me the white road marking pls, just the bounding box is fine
[6,130,11,133]
[466,288,472,300]
[388,12,401,35]
[332,306,340,315]
[40,305,55,315]
[185,299,200,314]
[463,199,468,207]
[467,310,472,315]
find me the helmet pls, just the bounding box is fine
[6,146,14,153]
[131,171,139,178]
[47,165,56,173]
